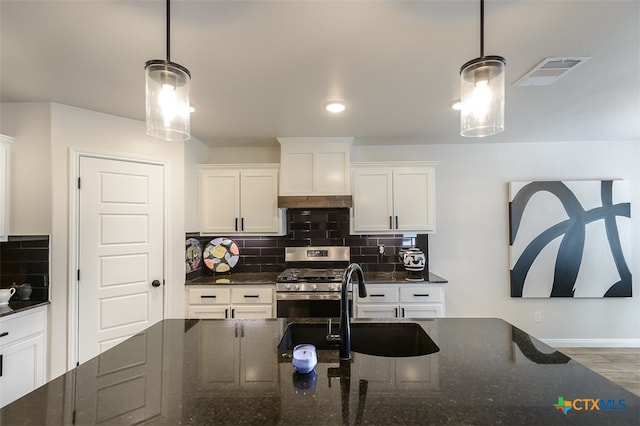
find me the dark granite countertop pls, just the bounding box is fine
[2,318,637,425]
[186,272,280,285]
[0,300,50,318]
[185,271,447,286]
[364,271,447,284]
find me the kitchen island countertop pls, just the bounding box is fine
[1,317,637,425]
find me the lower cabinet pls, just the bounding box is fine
[186,285,275,319]
[0,306,47,408]
[355,283,445,318]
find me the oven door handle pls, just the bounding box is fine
[276,292,346,301]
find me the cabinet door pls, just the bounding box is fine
[356,304,398,319]
[199,170,240,233]
[393,168,436,232]
[240,169,279,233]
[352,168,394,232]
[0,334,45,407]
[231,305,274,319]
[400,304,442,319]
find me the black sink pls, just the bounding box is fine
[278,322,439,357]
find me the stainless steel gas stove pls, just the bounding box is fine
[275,246,351,317]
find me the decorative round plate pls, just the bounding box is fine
[185,238,202,272]
[203,237,240,273]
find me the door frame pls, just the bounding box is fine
[67,149,170,370]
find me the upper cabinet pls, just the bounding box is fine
[199,164,284,235]
[0,135,12,242]
[351,162,437,234]
[277,137,352,196]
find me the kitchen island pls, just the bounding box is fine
[1,318,638,425]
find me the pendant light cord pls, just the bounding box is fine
[166,0,171,62]
[480,0,484,58]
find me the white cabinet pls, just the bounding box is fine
[186,286,275,319]
[0,135,12,242]
[355,283,445,319]
[199,164,283,235]
[351,162,437,234]
[0,306,47,408]
[277,137,352,196]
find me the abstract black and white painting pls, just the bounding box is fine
[509,180,631,298]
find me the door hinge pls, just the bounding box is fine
[77,270,80,281]
[77,177,81,189]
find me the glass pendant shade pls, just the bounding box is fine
[460,56,505,137]
[145,60,191,141]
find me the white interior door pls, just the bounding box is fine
[78,156,164,364]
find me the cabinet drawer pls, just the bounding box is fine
[0,307,47,347]
[187,306,229,319]
[358,286,399,304]
[401,304,442,319]
[231,287,273,304]
[400,286,443,303]
[188,288,231,305]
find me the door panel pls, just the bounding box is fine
[78,157,164,364]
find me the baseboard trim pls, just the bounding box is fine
[542,338,640,348]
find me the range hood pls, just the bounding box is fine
[278,195,353,209]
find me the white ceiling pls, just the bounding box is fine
[1,0,638,147]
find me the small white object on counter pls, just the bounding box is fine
[292,344,317,374]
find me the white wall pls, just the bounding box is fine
[352,141,640,346]
[186,140,640,345]
[1,102,188,380]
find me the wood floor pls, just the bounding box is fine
[558,347,640,397]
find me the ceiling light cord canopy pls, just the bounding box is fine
[145,0,191,141]
[459,0,505,137]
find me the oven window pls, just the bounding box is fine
[277,299,352,318]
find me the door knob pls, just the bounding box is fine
[152,280,161,287]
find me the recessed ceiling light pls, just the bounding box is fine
[325,101,346,113]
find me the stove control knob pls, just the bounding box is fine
[285,284,291,291]
[294,284,300,291]
[328,283,335,291]
[311,284,317,291]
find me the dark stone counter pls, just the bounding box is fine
[185,271,447,286]
[0,300,50,318]
[364,271,447,284]
[2,318,637,425]
[186,272,280,285]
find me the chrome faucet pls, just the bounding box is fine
[339,263,367,360]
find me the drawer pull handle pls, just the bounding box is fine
[200,295,217,299]
[0,332,8,338]
[370,294,385,298]
[0,354,3,377]
[413,294,430,297]
[243,295,260,298]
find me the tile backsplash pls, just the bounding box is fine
[0,235,50,302]
[187,208,428,279]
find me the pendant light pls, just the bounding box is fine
[460,0,505,137]
[145,0,191,141]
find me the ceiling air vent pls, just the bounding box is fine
[514,57,591,86]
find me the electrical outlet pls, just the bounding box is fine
[378,244,385,255]
[534,311,542,323]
